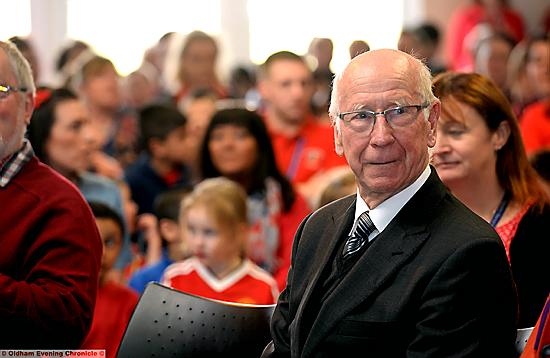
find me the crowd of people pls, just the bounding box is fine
[1,0,549,355]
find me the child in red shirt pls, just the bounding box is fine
[161,178,279,305]
[81,202,139,357]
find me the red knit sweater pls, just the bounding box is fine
[0,157,103,348]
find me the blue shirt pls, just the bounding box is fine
[128,249,173,294]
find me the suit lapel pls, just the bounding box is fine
[292,197,355,353]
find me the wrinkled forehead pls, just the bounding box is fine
[338,57,420,107]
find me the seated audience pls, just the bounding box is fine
[521,98,550,156]
[445,0,525,72]
[8,35,40,84]
[55,40,91,87]
[530,149,550,195]
[81,202,139,358]
[161,177,279,305]
[348,40,370,59]
[474,32,516,98]
[122,63,162,111]
[124,104,192,214]
[199,108,311,290]
[73,54,138,174]
[171,30,228,105]
[519,35,550,155]
[413,23,447,76]
[178,88,218,183]
[227,64,259,106]
[141,32,175,95]
[257,50,348,207]
[307,37,335,122]
[397,27,419,55]
[0,40,102,348]
[26,87,132,278]
[128,187,192,294]
[432,71,550,327]
[316,167,356,208]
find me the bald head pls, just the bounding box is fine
[329,49,435,120]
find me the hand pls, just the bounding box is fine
[137,213,163,265]
[89,151,124,180]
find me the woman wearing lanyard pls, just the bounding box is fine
[430,72,550,329]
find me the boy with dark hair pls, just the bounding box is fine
[81,201,138,358]
[128,187,192,293]
[124,104,192,214]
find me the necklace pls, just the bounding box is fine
[490,192,510,227]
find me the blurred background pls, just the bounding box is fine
[2,0,546,86]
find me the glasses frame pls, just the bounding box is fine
[0,84,28,100]
[338,103,430,132]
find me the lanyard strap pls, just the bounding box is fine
[490,193,510,227]
[286,137,305,180]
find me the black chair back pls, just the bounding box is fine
[117,282,276,357]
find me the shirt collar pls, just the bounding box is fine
[354,165,431,235]
[0,139,35,188]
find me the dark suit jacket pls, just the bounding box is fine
[264,169,518,357]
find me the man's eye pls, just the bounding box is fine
[352,112,369,120]
[391,107,406,115]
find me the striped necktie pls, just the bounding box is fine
[342,211,376,259]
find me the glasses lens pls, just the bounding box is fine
[387,106,420,127]
[0,85,9,99]
[345,111,374,131]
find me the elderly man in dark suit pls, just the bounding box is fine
[262,49,518,357]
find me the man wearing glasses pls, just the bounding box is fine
[0,41,102,348]
[262,49,518,357]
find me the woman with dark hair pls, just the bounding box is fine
[431,72,550,327]
[200,108,310,290]
[27,87,132,278]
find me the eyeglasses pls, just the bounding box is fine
[0,84,27,100]
[338,103,430,133]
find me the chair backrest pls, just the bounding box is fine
[521,294,550,358]
[117,282,276,358]
[516,327,535,354]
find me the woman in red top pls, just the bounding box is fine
[431,72,550,328]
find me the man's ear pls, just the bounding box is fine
[426,100,440,148]
[23,92,35,126]
[333,122,344,156]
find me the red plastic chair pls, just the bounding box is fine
[521,295,550,358]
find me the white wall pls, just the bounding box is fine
[6,0,547,86]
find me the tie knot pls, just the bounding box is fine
[342,211,376,259]
[353,211,375,239]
